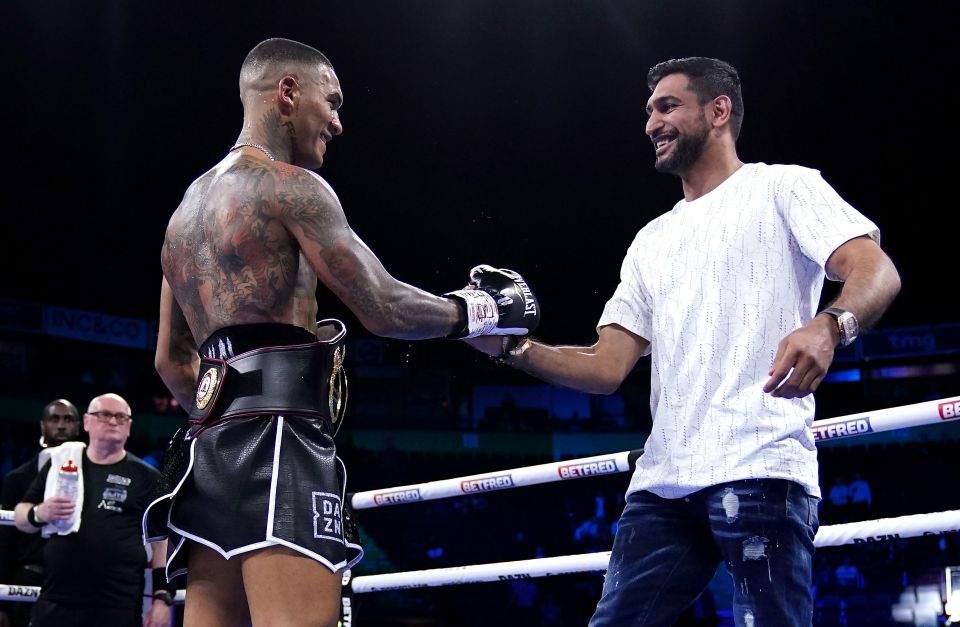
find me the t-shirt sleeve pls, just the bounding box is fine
[597,234,654,355]
[777,166,880,274]
[22,461,51,504]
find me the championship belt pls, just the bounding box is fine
[189,319,349,434]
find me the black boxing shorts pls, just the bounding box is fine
[143,321,362,579]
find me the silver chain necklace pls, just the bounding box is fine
[229,142,276,161]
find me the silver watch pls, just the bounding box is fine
[821,307,859,346]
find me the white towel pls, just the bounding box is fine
[38,442,86,537]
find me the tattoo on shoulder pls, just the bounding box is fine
[272,168,343,246]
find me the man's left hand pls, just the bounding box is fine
[763,316,836,398]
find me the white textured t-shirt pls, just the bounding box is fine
[598,163,879,499]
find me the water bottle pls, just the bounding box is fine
[54,459,79,531]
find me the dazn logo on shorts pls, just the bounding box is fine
[312,492,344,543]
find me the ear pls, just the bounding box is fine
[710,95,733,129]
[277,75,300,115]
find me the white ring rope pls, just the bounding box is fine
[351,450,639,510]
[351,552,613,593]
[2,396,957,524]
[0,585,186,604]
[2,396,958,602]
[3,508,958,600]
[348,509,960,593]
[350,395,960,510]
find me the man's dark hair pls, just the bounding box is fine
[647,57,744,140]
[241,37,332,79]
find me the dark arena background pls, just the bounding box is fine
[1,2,957,626]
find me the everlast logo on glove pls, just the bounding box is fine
[516,280,538,317]
[443,264,541,337]
[495,268,539,316]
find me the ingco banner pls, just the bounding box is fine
[44,305,151,349]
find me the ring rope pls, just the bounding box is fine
[2,397,957,523]
[4,508,957,601]
[0,585,186,604]
[347,509,960,593]
[351,450,641,510]
[350,395,960,510]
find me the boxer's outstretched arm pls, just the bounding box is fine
[156,278,200,410]
[470,324,649,395]
[274,167,463,340]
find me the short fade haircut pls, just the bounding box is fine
[43,398,78,419]
[647,57,744,140]
[240,37,332,85]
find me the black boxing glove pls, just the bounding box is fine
[445,265,540,338]
[470,264,540,334]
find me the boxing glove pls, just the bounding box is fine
[445,265,540,338]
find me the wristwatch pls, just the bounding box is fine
[821,307,859,346]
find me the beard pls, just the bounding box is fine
[654,117,710,175]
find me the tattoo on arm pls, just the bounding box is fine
[168,312,196,365]
[275,170,460,338]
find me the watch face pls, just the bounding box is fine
[838,312,859,345]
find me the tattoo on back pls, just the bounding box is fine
[162,159,315,341]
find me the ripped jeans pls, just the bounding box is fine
[589,479,819,627]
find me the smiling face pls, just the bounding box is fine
[287,65,343,170]
[644,73,711,176]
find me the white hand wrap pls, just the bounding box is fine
[445,290,499,338]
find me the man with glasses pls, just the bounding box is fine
[14,394,171,627]
[0,399,81,627]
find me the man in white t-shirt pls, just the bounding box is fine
[467,57,900,626]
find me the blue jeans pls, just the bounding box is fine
[589,479,819,627]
